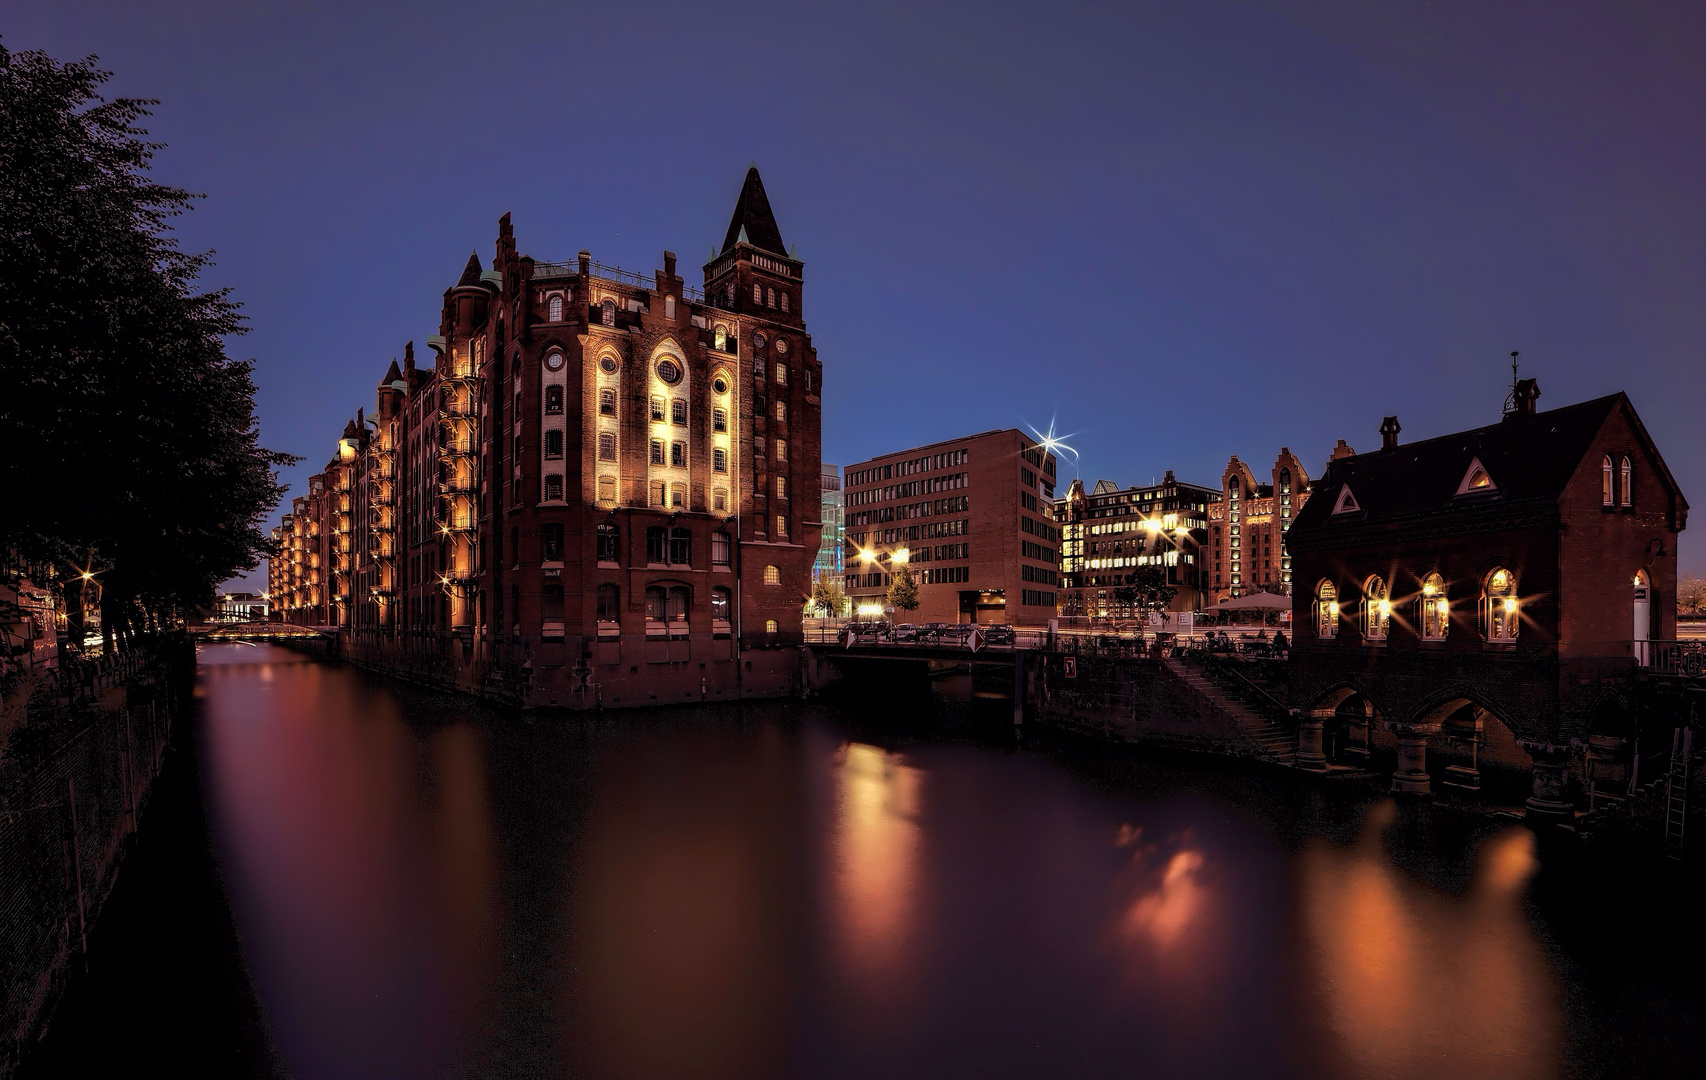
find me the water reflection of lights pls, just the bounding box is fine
[1301,804,1555,1080]
[1126,849,1205,948]
[834,742,922,980]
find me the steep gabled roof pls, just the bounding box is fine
[380,359,402,386]
[720,167,787,255]
[1289,393,1641,537]
[455,251,483,288]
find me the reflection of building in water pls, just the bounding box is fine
[834,743,921,977]
[1301,809,1554,1080]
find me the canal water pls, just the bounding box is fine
[28,643,1706,1078]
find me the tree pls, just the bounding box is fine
[1680,575,1706,617]
[1112,566,1177,623]
[887,564,919,614]
[0,45,294,647]
[810,578,846,617]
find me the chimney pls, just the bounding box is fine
[404,340,415,377]
[1513,378,1540,416]
[664,250,677,279]
[1380,416,1401,451]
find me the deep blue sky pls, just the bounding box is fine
[10,1,1705,589]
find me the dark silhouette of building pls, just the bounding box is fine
[1285,381,1687,820]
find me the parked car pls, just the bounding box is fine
[892,623,919,643]
[982,624,1016,646]
[917,622,948,643]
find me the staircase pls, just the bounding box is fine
[1664,727,1692,861]
[1164,657,1296,765]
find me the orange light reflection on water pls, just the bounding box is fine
[833,742,923,988]
[1300,803,1558,1080]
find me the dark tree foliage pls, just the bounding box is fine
[887,563,919,613]
[1114,566,1178,616]
[0,44,294,639]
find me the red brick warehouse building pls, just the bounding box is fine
[842,429,1060,625]
[1285,381,1688,820]
[271,168,824,707]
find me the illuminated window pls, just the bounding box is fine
[1315,579,1339,640]
[1420,573,1448,640]
[601,299,616,326]
[650,440,664,465]
[650,396,665,422]
[765,619,778,633]
[593,387,609,415]
[714,326,727,351]
[775,364,787,386]
[775,514,788,537]
[764,564,780,585]
[775,439,787,461]
[548,294,564,321]
[713,407,728,432]
[1363,575,1388,641]
[597,433,615,461]
[670,441,686,468]
[1620,456,1632,507]
[672,398,687,425]
[1602,455,1614,506]
[1485,568,1518,643]
[713,448,727,472]
[775,475,787,498]
[712,587,731,623]
[776,401,787,423]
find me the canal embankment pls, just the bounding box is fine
[0,635,194,1077]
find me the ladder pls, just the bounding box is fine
[1664,726,1692,861]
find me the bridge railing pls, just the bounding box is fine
[1644,640,1706,679]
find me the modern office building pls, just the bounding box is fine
[1056,471,1218,617]
[814,461,843,582]
[841,429,1058,625]
[270,167,823,707]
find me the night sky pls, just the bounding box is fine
[11,2,1705,589]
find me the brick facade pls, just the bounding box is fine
[1205,447,1312,602]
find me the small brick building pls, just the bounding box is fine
[1285,381,1687,819]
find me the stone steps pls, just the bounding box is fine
[1166,660,1297,765]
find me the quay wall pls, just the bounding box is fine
[0,636,192,1076]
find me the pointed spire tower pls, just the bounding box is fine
[704,165,802,323]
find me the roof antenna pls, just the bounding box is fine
[1502,350,1520,415]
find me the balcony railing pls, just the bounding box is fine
[1644,640,1706,678]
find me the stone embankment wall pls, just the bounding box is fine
[0,636,192,1076]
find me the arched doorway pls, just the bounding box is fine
[1633,570,1651,667]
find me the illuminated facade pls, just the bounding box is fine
[1057,471,1217,618]
[814,462,843,582]
[1287,383,1688,816]
[269,169,823,706]
[842,430,1058,625]
[1206,447,1313,601]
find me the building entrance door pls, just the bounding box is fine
[1633,573,1651,667]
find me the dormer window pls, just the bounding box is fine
[1456,457,1495,496]
[1332,485,1360,514]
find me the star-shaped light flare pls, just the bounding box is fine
[1024,418,1080,468]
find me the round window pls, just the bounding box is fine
[712,374,729,395]
[753,332,767,351]
[598,355,618,374]
[656,358,683,385]
[775,338,788,355]
[544,352,566,372]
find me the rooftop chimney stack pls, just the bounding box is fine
[1513,378,1540,415]
[1380,416,1401,451]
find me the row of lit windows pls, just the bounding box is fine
[1313,569,1517,644]
[847,449,968,488]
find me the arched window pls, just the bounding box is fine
[1620,456,1633,507]
[765,619,779,633]
[776,401,787,423]
[1634,569,1651,665]
[601,299,616,326]
[1602,456,1614,506]
[597,473,616,502]
[1420,572,1448,640]
[780,291,790,313]
[664,295,676,319]
[670,482,686,508]
[1485,568,1518,643]
[597,433,616,461]
[763,564,780,585]
[547,295,564,322]
[713,486,729,512]
[1315,580,1339,640]
[1363,576,1389,641]
[753,283,763,305]
[714,326,728,351]
[766,287,776,308]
